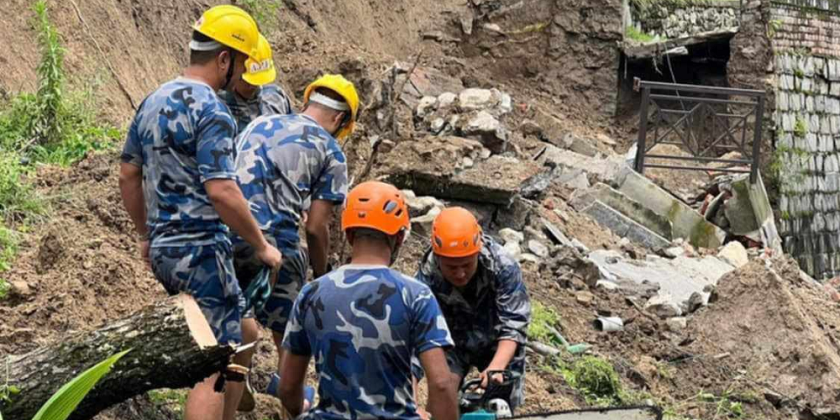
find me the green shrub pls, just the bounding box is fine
[528,301,562,343]
[625,26,656,43]
[563,356,623,405]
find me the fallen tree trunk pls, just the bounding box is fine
[2,294,236,420]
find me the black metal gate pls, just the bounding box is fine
[633,79,766,184]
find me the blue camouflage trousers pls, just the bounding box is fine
[232,235,308,335]
[151,238,245,346]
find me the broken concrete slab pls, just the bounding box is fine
[541,145,624,184]
[561,132,600,157]
[410,207,441,236]
[541,218,575,248]
[402,190,445,218]
[645,294,682,318]
[614,167,725,249]
[589,249,735,309]
[571,183,674,241]
[727,174,783,253]
[582,201,672,250]
[381,137,539,205]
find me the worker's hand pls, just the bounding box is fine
[140,239,151,271]
[479,369,504,389]
[256,243,283,269]
[303,399,311,412]
[417,407,431,420]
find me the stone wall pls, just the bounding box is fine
[629,1,740,40]
[770,0,840,278]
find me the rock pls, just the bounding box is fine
[666,317,688,331]
[519,253,541,265]
[664,247,685,258]
[717,241,749,268]
[410,207,442,236]
[9,280,32,297]
[519,119,543,136]
[416,96,438,118]
[571,239,590,254]
[520,171,554,199]
[618,237,631,248]
[597,280,620,290]
[502,241,522,260]
[404,193,445,218]
[557,170,591,191]
[494,197,533,232]
[378,139,396,153]
[645,294,683,319]
[458,88,496,111]
[460,111,507,153]
[687,291,708,313]
[527,240,550,258]
[541,218,574,248]
[437,92,458,109]
[576,291,595,305]
[499,228,525,245]
[562,133,599,157]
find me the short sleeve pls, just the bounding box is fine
[281,290,313,356]
[196,98,238,183]
[120,116,143,166]
[411,286,454,355]
[312,139,348,203]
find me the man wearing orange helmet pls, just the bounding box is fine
[412,207,531,412]
[278,181,460,420]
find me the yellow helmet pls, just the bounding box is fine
[242,34,277,86]
[192,5,260,59]
[303,74,360,141]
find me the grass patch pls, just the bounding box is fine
[543,355,637,407]
[238,0,282,34]
[148,389,188,416]
[625,26,657,43]
[528,301,562,343]
[0,0,119,281]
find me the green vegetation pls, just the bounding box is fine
[625,26,656,43]
[630,0,731,10]
[238,0,282,33]
[0,1,119,285]
[528,301,562,343]
[563,356,623,405]
[30,350,130,420]
[794,116,808,138]
[767,19,783,38]
[148,389,188,416]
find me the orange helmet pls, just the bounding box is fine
[431,207,483,258]
[342,181,410,236]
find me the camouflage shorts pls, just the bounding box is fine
[151,239,245,346]
[232,238,309,335]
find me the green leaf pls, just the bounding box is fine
[32,349,131,420]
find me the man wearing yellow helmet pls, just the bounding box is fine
[219,34,293,131]
[119,6,282,420]
[229,74,359,405]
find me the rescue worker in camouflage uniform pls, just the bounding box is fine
[229,74,359,404]
[219,33,293,131]
[278,181,460,420]
[412,207,531,413]
[118,6,282,420]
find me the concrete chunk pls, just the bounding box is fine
[614,167,725,249]
[571,183,674,240]
[582,200,672,249]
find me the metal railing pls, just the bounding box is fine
[633,79,766,184]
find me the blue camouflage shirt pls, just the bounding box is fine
[232,113,347,249]
[416,235,531,354]
[218,84,292,132]
[121,77,237,247]
[283,265,454,420]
